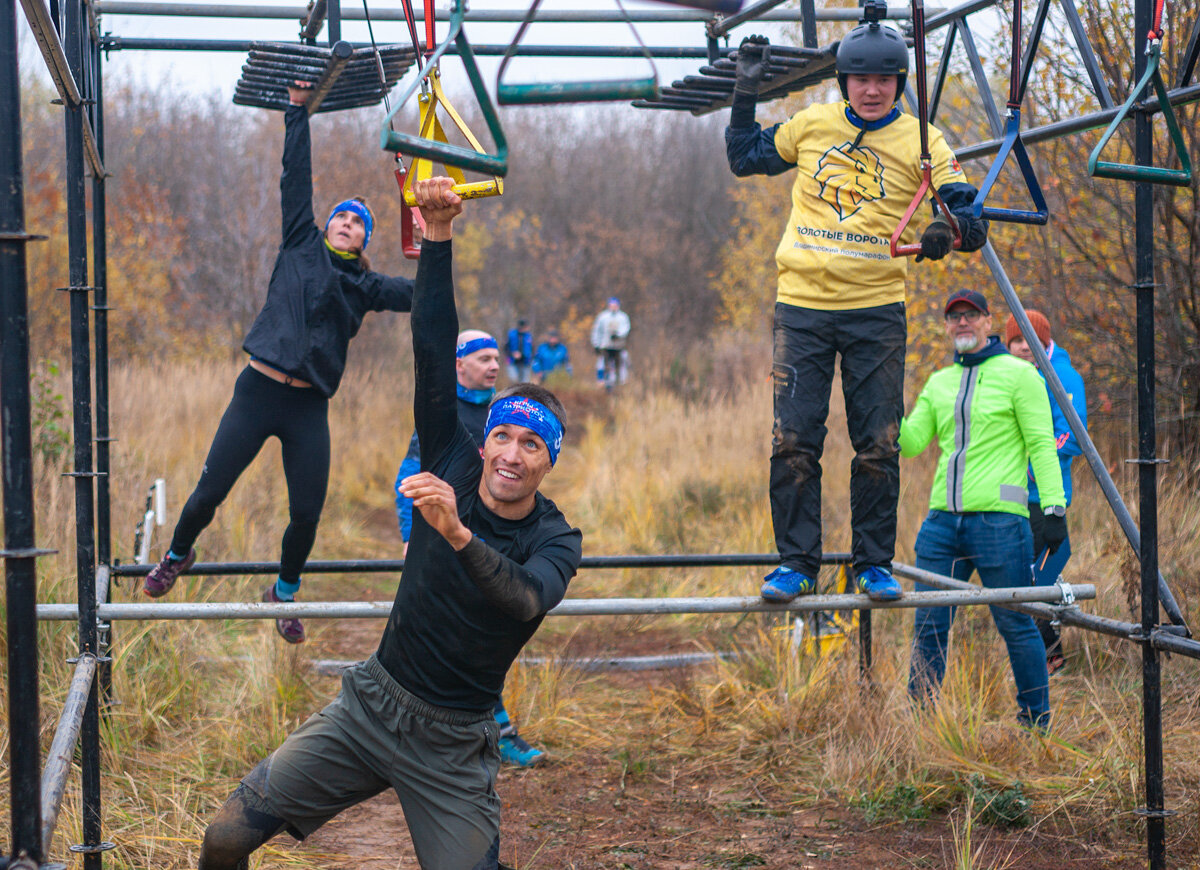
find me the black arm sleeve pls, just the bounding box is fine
[937,181,990,253]
[280,105,316,248]
[367,273,415,313]
[454,534,575,622]
[411,240,460,469]
[726,120,794,178]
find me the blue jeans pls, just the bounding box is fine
[909,510,1049,727]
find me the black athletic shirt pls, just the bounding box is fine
[376,240,582,711]
[241,105,414,398]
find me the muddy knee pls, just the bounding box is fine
[198,785,286,870]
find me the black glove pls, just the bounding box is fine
[1042,512,1068,555]
[734,35,771,97]
[915,217,954,262]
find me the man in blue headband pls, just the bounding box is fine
[394,328,552,767]
[199,176,581,870]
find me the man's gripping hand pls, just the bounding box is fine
[398,472,472,550]
[1042,512,1068,555]
[734,35,771,97]
[916,217,954,262]
[412,177,463,242]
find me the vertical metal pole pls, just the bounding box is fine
[1133,0,1165,865]
[64,0,102,862]
[92,49,110,571]
[91,39,115,709]
[1,0,45,862]
[858,609,872,683]
[327,0,340,45]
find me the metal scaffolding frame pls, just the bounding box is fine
[2,0,1198,867]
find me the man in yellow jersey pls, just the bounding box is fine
[725,4,989,604]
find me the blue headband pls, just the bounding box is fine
[485,396,564,465]
[456,336,499,359]
[325,199,373,250]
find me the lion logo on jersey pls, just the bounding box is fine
[814,143,885,221]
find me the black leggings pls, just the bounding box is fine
[169,366,330,583]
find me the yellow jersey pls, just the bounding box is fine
[772,102,966,311]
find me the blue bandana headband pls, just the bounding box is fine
[485,396,564,465]
[325,199,373,250]
[456,336,499,359]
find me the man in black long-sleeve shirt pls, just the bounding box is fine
[198,177,582,870]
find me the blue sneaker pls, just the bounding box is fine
[760,566,817,602]
[857,566,902,602]
[498,729,545,767]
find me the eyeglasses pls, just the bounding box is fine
[945,309,984,324]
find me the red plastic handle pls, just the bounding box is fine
[890,163,963,258]
[394,162,425,260]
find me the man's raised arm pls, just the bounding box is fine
[410,178,465,468]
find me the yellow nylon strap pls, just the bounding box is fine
[402,67,504,206]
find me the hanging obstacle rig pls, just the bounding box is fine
[8,0,1200,869]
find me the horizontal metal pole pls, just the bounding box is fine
[40,654,97,856]
[894,562,1136,640]
[109,552,851,577]
[926,0,1001,32]
[35,585,1093,622]
[100,37,713,57]
[955,83,1200,163]
[92,1,898,22]
[1149,630,1200,661]
[311,650,739,676]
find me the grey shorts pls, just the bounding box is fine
[241,655,501,870]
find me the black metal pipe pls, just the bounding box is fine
[325,0,338,45]
[101,36,714,58]
[1,0,46,859]
[62,0,102,863]
[110,552,855,577]
[1150,630,1200,660]
[858,609,872,683]
[1134,3,1166,864]
[90,23,115,714]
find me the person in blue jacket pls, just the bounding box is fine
[505,319,534,382]
[531,328,572,383]
[1006,310,1087,674]
[394,330,548,768]
[143,80,414,644]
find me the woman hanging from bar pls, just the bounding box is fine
[143,80,414,643]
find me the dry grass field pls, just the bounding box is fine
[4,345,1200,868]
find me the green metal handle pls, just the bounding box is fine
[1088,43,1193,187]
[379,0,508,177]
[497,76,658,106]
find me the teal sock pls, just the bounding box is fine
[275,577,301,600]
[168,549,188,562]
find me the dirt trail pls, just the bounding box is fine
[271,609,1140,870]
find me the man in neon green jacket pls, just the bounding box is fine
[899,289,1067,729]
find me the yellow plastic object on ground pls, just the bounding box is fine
[770,565,859,658]
[400,66,504,207]
[799,565,858,657]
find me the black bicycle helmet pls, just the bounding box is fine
[835,22,909,102]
